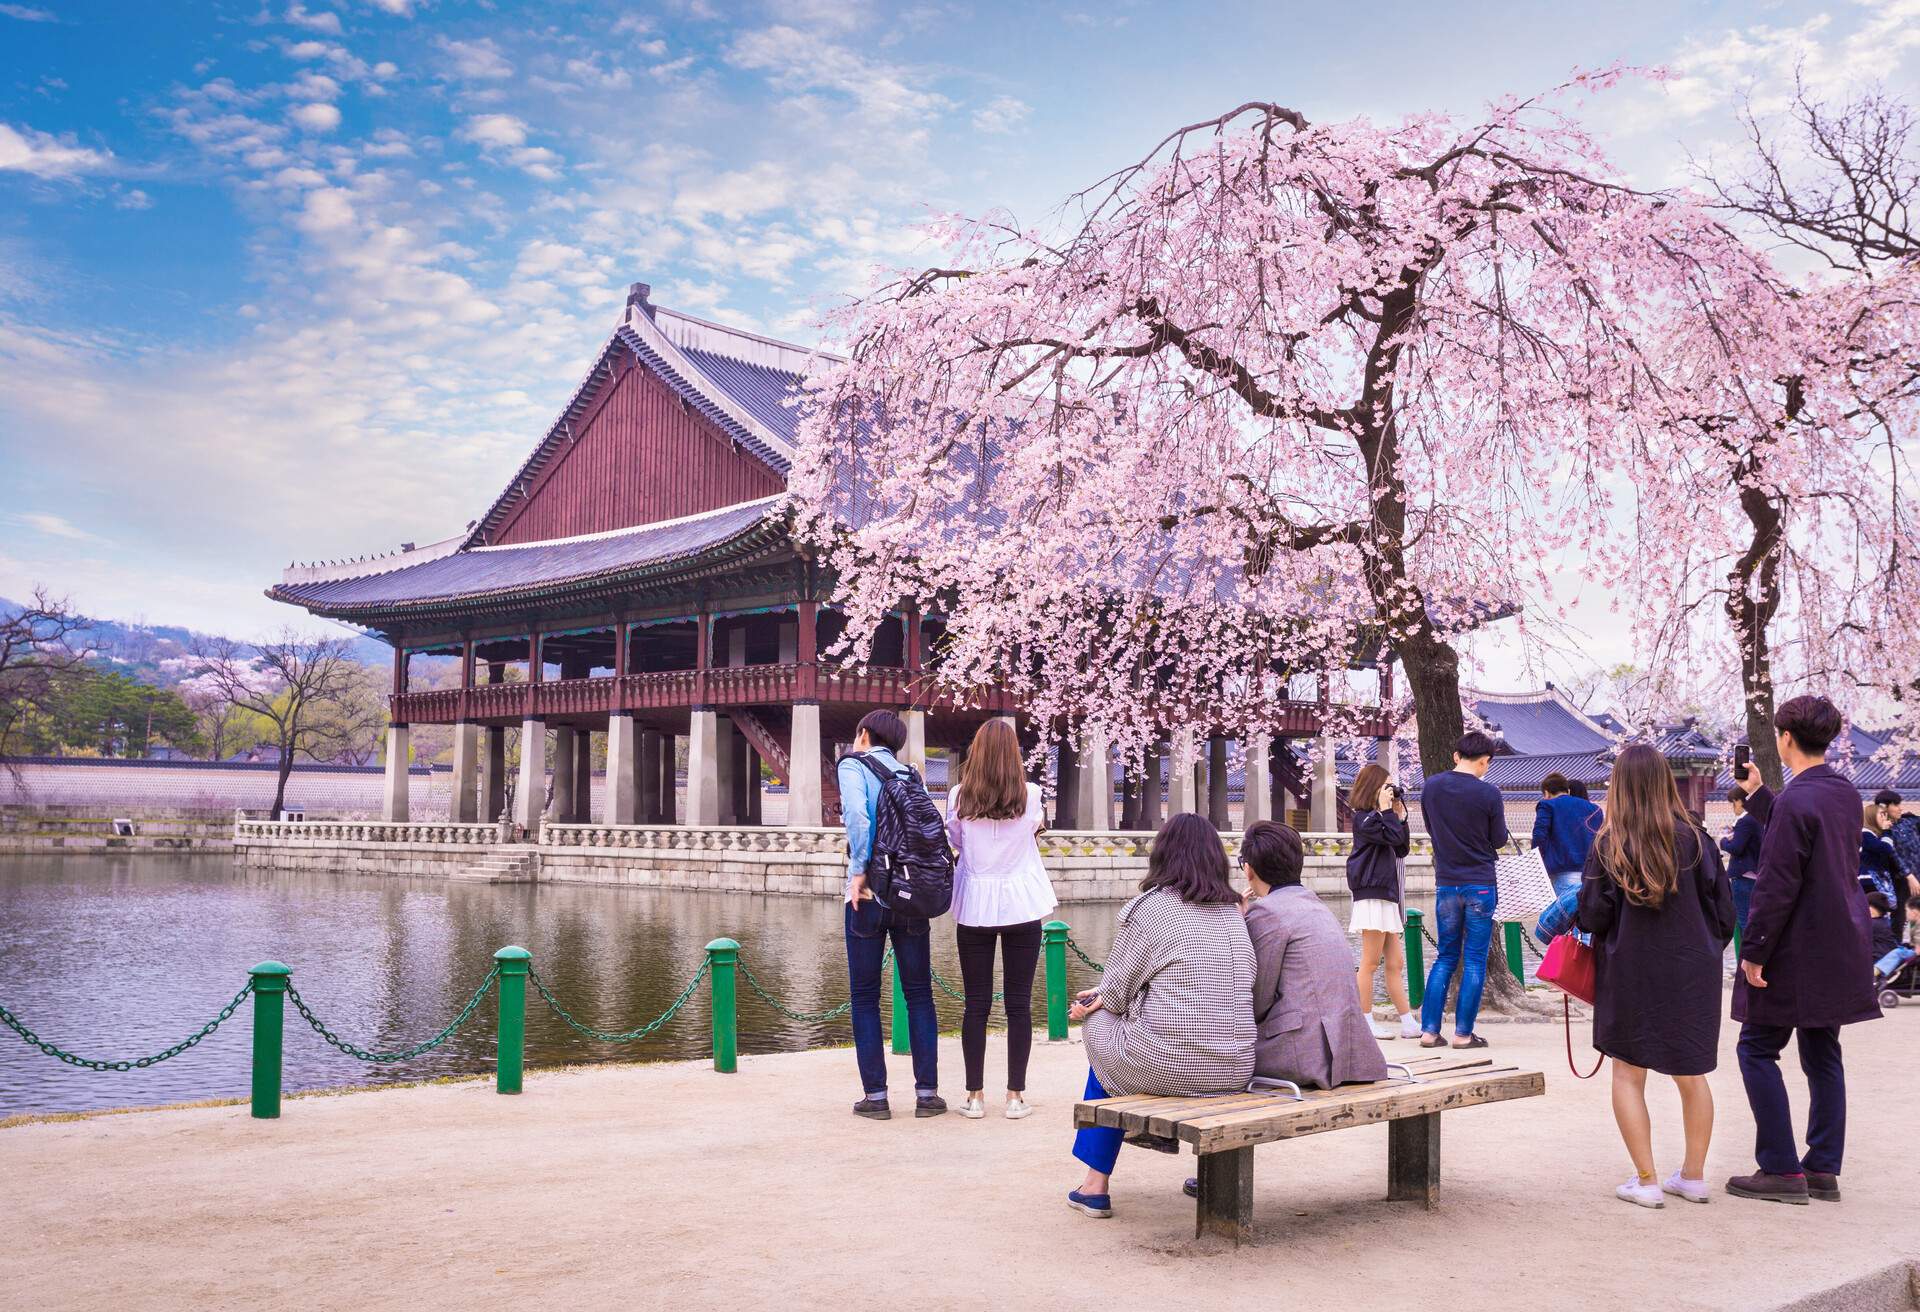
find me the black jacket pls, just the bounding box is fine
[1346,808,1410,905]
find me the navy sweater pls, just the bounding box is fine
[1420,769,1510,887]
[1531,794,1601,875]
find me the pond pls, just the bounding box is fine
[0,854,1127,1118]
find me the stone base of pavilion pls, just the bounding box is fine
[232,820,1438,903]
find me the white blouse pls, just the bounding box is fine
[946,782,1058,928]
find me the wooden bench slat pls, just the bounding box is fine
[1071,1057,1502,1130]
[1169,1066,1521,1138]
[1187,1070,1545,1153]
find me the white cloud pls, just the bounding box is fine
[457,113,525,148]
[971,95,1029,134]
[295,186,356,232]
[283,4,342,36]
[289,71,342,101]
[438,36,512,80]
[113,187,152,210]
[508,146,562,180]
[15,512,96,540]
[0,3,58,20]
[0,122,110,178]
[272,165,329,187]
[362,128,413,158]
[285,40,330,59]
[288,102,342,132]
[727,25,951,126]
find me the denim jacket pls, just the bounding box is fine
[837,747,904,886]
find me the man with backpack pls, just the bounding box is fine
[839,709,950,1120]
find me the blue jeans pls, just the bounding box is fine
[1549,870,1582,900]
[1421,884,1497,1037]
[845,899,938,1096]
[1731,876,1754,939]
[1072,1066,1124,1176]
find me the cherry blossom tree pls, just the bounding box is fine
[792,77,1803,776]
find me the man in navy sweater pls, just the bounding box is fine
[1418,730,1510,1049]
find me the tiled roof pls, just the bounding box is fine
[617,327,795,477]
[1468,687,1613,756]
[681,343,804,448]
[270,497,783,615]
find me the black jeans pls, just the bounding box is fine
[955,919,1043,1093]
[1737,1023,1846,1176]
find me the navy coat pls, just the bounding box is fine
[1735,766,1882,1030]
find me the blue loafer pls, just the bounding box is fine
[1067,1189,1113,1218]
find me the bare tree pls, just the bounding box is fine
[0,588,94,766]
[190,630,378,819]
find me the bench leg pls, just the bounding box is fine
[1194,1147,1254,1245]
[1387,1112,1441,1209]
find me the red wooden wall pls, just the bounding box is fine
[492,357,786,545]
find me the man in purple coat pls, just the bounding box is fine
[1729,695,1881,1204]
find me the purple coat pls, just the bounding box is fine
[1734,765,1882,1030]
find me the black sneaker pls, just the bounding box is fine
[915,1093,948,1118]
[853,1097,892,1121]
[1806,1171,1841,1201]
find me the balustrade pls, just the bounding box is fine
[233,819,505,845]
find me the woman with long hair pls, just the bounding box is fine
[1345,763,1418,1040]
[946,718,1057,1121]
[1577,744,1736,1208]
[1860,800,1901,910]
[1066,812,1255,1219]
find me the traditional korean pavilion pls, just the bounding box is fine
[270,283,1387,834]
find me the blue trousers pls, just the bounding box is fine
[1072,1067,1124,1175]
[845,900,938,1095]
[1421,884,1497,1037]
[1731,877,1754,939]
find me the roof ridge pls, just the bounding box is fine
[466,494,785,553]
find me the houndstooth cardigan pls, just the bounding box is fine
[1082,888,1257,1097]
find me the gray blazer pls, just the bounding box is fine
[1246,885,1389,1090]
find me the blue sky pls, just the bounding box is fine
[2,0,1917,690]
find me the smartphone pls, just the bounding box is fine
[1733,744,1751,777]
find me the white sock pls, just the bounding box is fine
[1399,1012,1416,1024]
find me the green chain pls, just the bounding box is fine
[737,953,852,1023]
[531,962,707,1043]
[288,968,498,1063]
[1066,935,1106,974]
[0,984,254,1072]
[929,966,1001,1003]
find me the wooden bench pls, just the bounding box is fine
[1072,1054,1546,1243]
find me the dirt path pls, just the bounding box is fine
[5,1008,1913,1311]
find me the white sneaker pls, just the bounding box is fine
[1616,1177,1665,1209]
[1662,1171,1711,1204]
[1369,1018,1398,1040]
[960,1096,986,1120]
[1398,1015,1422,1040]
[1004,1097,1033,1120]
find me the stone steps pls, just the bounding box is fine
[454,850,536,883]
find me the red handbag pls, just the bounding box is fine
[1537,932,1604,1079]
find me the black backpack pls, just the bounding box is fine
[849,752,954,919]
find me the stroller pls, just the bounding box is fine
[1875,945,1920,1009]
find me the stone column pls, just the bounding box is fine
[1381,736,1400,781]
[1244,731,1273,827]
[574,729,594,823]
[1139,743,1165,830]
[550,727,578,823]
[715,715,741,824]
[381,724,410,822]
[449,722,479,823]
[787,703,824,827]
[637,728,662,824]
[606,714,639,825]
[687,710,720,825]
[659,733,679,824]
[1309,736,1340,832]
[1206,735,1231,831]
[481,726,506,823]
[1118,763,1140,830]
[1054,737,1081,830]
[515,719,546,835]
[1077,729,1114,832]
[901,709,927,774]
[1167,727,1197,815]
[745,746,763,825]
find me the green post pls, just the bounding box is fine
[494,945,530,1095]
[1043,920,1070,1041]
[706,938,739,1074]
[1404,909,1425,1010]
[890,952,909,1055]
[248,961,290,1120]
[1733,920,1742,963]
[1503,921,1526,985]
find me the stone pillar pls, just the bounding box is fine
[1381,736,1400,781]
[1206,735,1231,831]
[1309,736,1340,832]
[449,722,479,823]
[901,709,927,774]
[382,724,410,822]
[1077,729,1114,832]
[715,715,741,825]
[515,719,546,835]
[574,729,594,823]
[1139,743,1164,830]
[1168,727,1197,815]
[550,727,578,823]
[638,728,662,823]
[481,726,506,823]
[1054,737,1081,830]
[660,733,679,824]
[1118,763,1140,830]
[1244,731,1273,827]
[606,714,639,825]
[687,710,720,825]
[788,703,824,827]
[745,745,763,825]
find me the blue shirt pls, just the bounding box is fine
[1419,768,1509,886]
[1720,812,1763,881]
[837,747,904,884]
[1531,794,1601,875]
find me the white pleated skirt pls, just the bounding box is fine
[1348,898,1403,934]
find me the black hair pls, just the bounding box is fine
[1455,730,1498,761]
[1727,785,1748,806]
[1868,892,1891,914]
[1568,779,1590,800]
[1774,695,1843,756]
[855,709,908,754]
[1241,820,1304,889]
[1541,772,1570,796]
[1875,788,1904,808]
[1141,812,1239,905]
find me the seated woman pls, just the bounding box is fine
[1243,820,1389,1090]
[1067,812,1256,1220]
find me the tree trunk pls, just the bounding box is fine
[271,756,293,822]
[1725,432,1788,791]
[1397,632,1466,781]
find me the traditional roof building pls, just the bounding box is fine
[270,283,1387,833]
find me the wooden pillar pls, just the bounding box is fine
[637,728,663,824]
[514,719,545,834]
[797,600,819,700]
[449,722,479,823]
[381,723,410,822]
[695,607,712,705]
[391,644,408,698]
[1207,735,1231,831]
[1055,736,1082,830]
[905,607,924,674]
[525,633,542,720]
[788,703,824,827]
[459,639,475,722]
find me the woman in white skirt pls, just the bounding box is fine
[1345,763,1419,1040]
